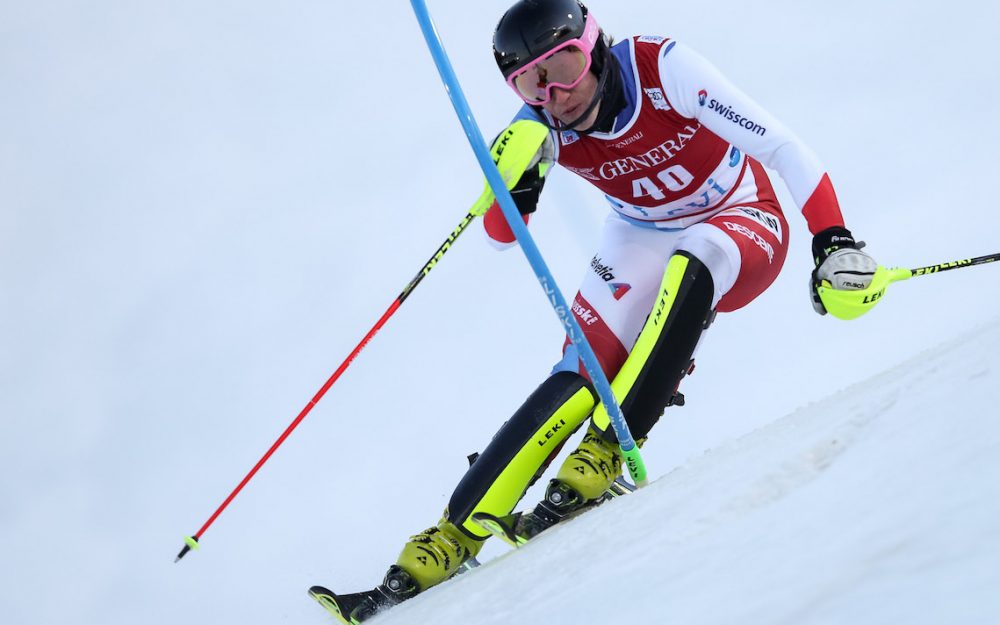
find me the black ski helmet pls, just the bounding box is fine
[493,0,606,81]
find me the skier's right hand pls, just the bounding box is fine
[479,120,555,247]
[506,160,547,216]
[475,120,555,216]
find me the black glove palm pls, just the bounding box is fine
[510,166,545,215]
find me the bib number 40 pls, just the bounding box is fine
[632,165,694,201]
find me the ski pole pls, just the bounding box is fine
[409,0,648,487]
[902,252,999,278]
[818,252,999,320]
[175,194,493,563]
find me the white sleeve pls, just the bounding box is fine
[659,41,844,232]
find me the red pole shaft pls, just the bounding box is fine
[194,299,402,540]
[176,211,477,561]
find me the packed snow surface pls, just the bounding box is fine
[381,322,1000,625]
[3,1,999,624]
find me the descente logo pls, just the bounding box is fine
[697,90,767,136]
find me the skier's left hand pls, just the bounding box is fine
[809,226,878,315]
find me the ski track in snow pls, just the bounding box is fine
[374,319,1000,625]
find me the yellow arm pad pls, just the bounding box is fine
[471,120,553,216]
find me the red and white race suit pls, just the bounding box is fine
[484,37,843,378]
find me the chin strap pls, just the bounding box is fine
[586,51,625,134]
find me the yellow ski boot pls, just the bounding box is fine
[394,517,483,592]
[495,426,626,543]
[554,426,623,501]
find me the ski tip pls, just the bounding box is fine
[308,586,352,625]
[174,535,200,563]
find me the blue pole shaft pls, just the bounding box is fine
[409,0,647,485]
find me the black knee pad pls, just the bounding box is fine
[597,251,715,443]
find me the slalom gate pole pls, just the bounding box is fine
[409,0,648,487]
[175,201,491,562]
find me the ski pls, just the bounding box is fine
[472,476,636,548]
[471,511,526,548]
[309,479,635,621]
[310,559,480,623]
[308,585,396,625]
[606,475,638,497]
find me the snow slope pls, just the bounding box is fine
[3,2,1000,624]
[378,320,1000,625]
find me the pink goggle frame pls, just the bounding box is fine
[505,13,601,105]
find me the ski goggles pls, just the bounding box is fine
[505,13,601,105]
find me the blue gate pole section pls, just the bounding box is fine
[409,0,647,486]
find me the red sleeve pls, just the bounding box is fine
[801,174,845,235]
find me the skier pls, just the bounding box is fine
[311,0,878,620]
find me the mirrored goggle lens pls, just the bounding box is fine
[512,48,589,104]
